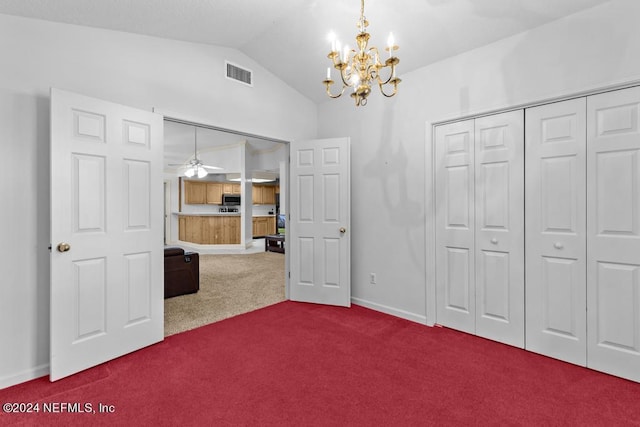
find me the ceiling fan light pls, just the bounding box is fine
[197,167,208,178]
[184,167,195,178]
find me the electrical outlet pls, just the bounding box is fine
[370,273,376,284]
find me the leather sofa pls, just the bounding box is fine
[164,247,199,298]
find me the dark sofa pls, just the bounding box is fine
[164,247,199,298]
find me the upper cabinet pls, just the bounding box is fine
[223,183,241,195]
[184,180,230,205]
[252,184,277,205]
[184,181,207,204]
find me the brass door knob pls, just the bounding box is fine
[57,243,71,253]
[339,227,346,234]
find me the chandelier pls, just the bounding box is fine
[322,0,400,106]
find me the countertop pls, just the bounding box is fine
[174,212,275,217]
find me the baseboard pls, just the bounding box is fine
[351,297,428,325]
[0,364,49,390]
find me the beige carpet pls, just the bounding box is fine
[164,251,286,336]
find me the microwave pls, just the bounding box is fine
[222,194,241,206]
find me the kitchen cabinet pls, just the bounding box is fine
[252,216,276,237]
[206,183,223,205]
[179,215,240,244]
[184,181,207,204]
[223,183,241,194]
[184,181,227,205]
[252,184,277,205]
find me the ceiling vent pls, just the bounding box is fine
[226,61,253,87]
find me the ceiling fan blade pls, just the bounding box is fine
[202,164,222,170]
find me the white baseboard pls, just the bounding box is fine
[0,364,49,390]
[351,297,428,326]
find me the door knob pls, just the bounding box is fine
[554,242,564,249]
[57,242,71,253]
[339,227,346,234]
[490,238,498,244]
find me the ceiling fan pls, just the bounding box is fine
[169,126,221,178]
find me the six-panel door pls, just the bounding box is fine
[435,111,525,347]
[587,87,640,382]
[525,98,587,365]
[50,89,164,381]
[474,111,525,348]
[289,138,351,307]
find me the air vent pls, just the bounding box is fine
[226,61,253,86]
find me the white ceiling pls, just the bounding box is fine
[163,120,285,174]
[0,0,610,105]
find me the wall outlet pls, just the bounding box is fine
[370,273,377,284]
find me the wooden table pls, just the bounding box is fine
[265,234,285,253]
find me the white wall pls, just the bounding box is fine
[317,0,640,323]
[0,14,316,389]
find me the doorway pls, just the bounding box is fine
[162,118,289,336]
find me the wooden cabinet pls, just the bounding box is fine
[184,181,229,205]
[178,215,240,244]
[206,183,223,205]
[252,216,276,237]
[184,181,207,204]
[222,183,241,195]
[252,184,277,205]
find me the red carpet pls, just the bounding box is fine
[1,301,639,426]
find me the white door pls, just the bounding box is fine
[435,119,476,333]
[50,88,164,381]
[289,138,350,307]
[587,86,640,382]
[474,111,524,348]
[525,98,587,365]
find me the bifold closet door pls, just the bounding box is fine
[435,119,476,334]
[435,111,524,347]
[474,111,525,348]
[587,86,640,382]
[525,98,587,365]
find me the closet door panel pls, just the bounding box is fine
[475,110,525,348]
[435,120,475,333]
[525,98,587,365]
[587,87,640,382]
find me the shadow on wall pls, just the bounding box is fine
[36,94,51,362]
[362,99,424,269]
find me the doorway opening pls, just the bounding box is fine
[162,117,289,336]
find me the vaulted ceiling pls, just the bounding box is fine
[0,0,610,104]
[0,0,611,169]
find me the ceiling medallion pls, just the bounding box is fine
[323,0,401,106]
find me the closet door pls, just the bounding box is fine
[475,111,525,347]
[587,87,640,382]
[435,119,476,334]
[525,98,587,365]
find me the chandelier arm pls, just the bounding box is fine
[323,79,346,98]
[376,62,399,86]
[378,80,400,98]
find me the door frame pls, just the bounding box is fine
[153,108,291,298]
[425,78,640,327]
